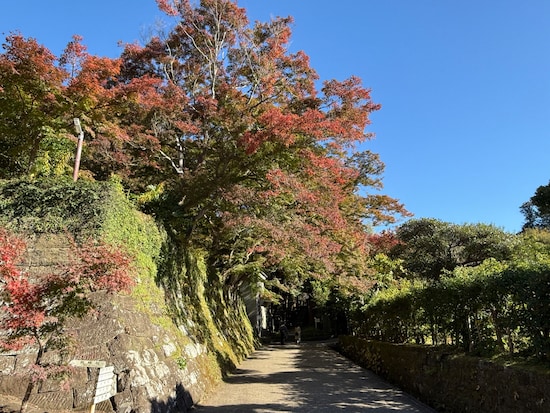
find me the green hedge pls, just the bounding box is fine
[0,176,164,279]
[355,261,550,359]
[0,177,113,236]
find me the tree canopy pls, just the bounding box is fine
[0,0,410,296]
[390,218,514,281]
[521,180,550,230]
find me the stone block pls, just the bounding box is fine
[0,355,16,375]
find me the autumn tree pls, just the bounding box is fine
[61,36,165,185]
[0,0,409,297]
[113,0,408,292]
[0,229,134,413]
[0,32,161,182]
[0,34,70,177]
[366,230,401,257]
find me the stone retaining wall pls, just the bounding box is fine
[339,336,549,413]
[0,232,255,412]
[0,288,214,413]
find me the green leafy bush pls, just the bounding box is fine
[0,177,108,235]
[356,259,550,359]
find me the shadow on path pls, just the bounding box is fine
[193,342,437,412]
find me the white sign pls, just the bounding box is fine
[93,366,116,404]
[69,359,107,368]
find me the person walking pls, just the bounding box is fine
[294,325,301,344]
[279,322,288,345]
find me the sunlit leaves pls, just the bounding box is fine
[0,34,69,177]
[118,0,410,294]
[0,229,134,352]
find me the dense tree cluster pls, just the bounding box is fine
[3,0,549,362]
[354,217,550,360]
[0,0,409,300]
[389,218,515,281]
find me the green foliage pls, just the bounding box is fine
[358,278,421,343]
[391,218,515,281]
[99,177,164,280]
[521,180,550,230]
[367,253,406,288]
[310,279,331,307]
[28,132,75,178]
[513,229,550,266]
[0,176,163,260]
[0,177,109,235]
[360,219,520,352]
[0,176,165,289]
[356,255,550,359]
[175,356,187,370]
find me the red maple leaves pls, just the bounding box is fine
[0,229,134,352]
[1,0,412,298]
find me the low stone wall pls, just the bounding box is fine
[339,336,549,413]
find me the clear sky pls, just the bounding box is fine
[2,0,549,233]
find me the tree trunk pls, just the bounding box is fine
[19,380,35,413]
[506,328,515,355]
[20,340,44,413]
[491,308,505,351]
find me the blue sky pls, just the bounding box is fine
[2,1,549,233]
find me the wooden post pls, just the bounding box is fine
[72,118,84,182]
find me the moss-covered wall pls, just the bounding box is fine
[0,178,256,412]
[339,336,550,413]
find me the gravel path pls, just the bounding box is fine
[194,341,437,413]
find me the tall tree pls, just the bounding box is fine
[113,0,408,289]
[0,1,409,293]
[521,180,550,230]
[391,218,514,281]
